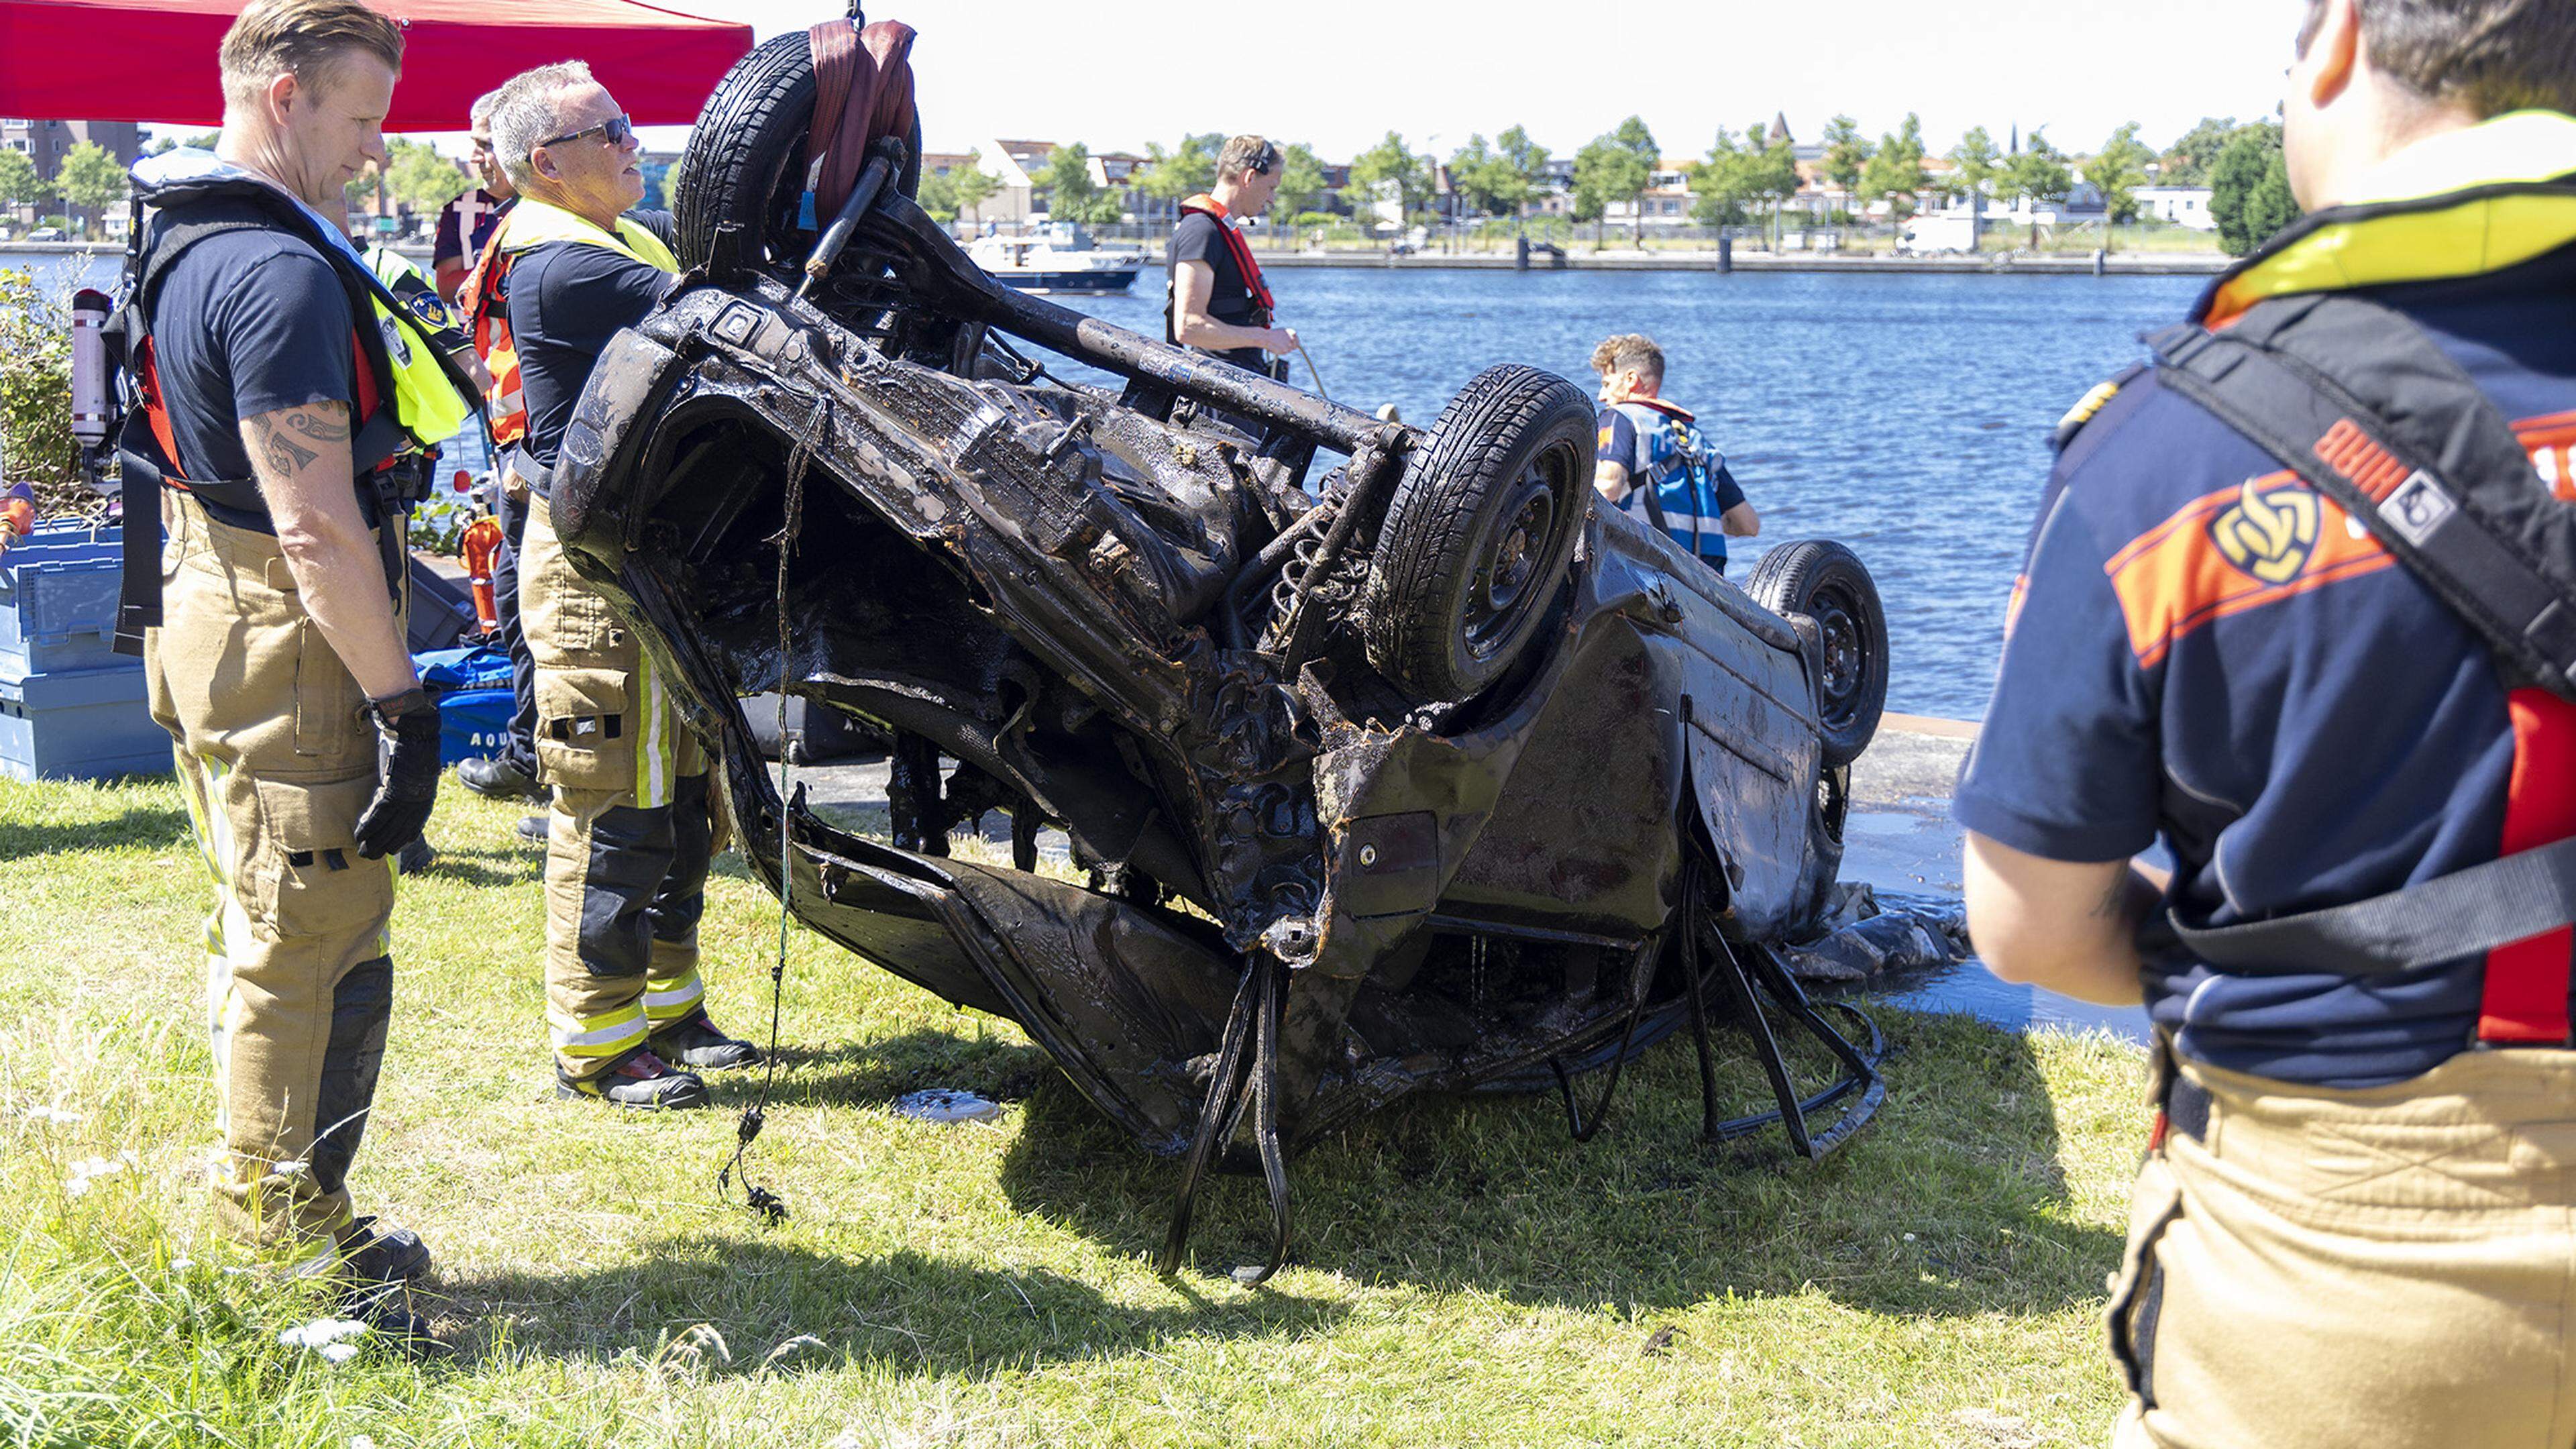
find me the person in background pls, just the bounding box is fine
[431,89,514,305]
[1591,333,1757,574]
[451,86,543,817]
[1166,134,1298,378]
[1957,0,2576,1442]
[117,0,472,1342]
[484,60,761,1112]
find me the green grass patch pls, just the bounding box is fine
[0,773,2144,1446]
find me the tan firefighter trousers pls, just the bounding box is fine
[145,490,405,1256]
[519,500,712,1078]
[2108,1047,2576,1449]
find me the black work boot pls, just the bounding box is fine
[649,1011,765,1071]
[308,1216,440,1355]
[395,837,437,874]
[339,1215,431,1283]
[556,1046,710,1110]
[516,815,550,845]
[457,755,545,802]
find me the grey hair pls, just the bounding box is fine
[468,85,505,133]
[486,60,596,189]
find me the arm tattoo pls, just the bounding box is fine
[248,414,319,474]
[245,404,347,478]
[283,409,350,445]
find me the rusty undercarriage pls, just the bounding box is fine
[546,26,1896,1279]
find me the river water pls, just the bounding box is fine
[10,251,2209,719]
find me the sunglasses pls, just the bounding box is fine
[539,113,635,150]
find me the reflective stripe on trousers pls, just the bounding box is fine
[521,502,715,1077]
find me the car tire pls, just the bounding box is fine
[670,30,922,282]
[1743,539,1888,768]
[1361,364,1593,702]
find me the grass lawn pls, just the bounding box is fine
[0,772,2146,1448]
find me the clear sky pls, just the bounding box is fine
[137,0,2308,164]
[682,0,2311,162]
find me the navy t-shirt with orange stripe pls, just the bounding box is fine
[1953,244,2576,1089]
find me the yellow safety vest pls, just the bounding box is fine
[498,197,680,274]
[359,242,473,448]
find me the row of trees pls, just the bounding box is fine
[924,111,2290,254]
[2,132,479,239]
[14,111,2300,256]
[0,142,130,237]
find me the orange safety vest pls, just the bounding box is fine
[458,219,525,445]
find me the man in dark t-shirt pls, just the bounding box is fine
[486,58,759,1114]
[1165,134,1297,376]
[130,0,449,1336]
[508,221,676,464]
[151,225,356,505]
[1956,1,2576,1440]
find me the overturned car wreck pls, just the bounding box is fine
[547,24,1896,1279]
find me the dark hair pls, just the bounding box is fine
[2300,0,2576,115]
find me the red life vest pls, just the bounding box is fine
[1172,193,1274,328]
[138,329,382,493]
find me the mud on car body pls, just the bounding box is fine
[545,24,1895,1277]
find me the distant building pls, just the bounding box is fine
[0,118,140,182]
[980,138,1055,225]
[2135,184,2218,231]
[966,139,1150,227]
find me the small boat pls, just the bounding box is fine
[967,221,1142,294]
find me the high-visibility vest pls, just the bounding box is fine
[458,204,524,443]
[466,198,677,446]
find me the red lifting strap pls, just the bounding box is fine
[1179,194,1274,316]
[807,17,918,221]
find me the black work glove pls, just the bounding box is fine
[354,686,443,861]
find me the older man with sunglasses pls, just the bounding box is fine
[481,62,761,1112]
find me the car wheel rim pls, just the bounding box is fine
[1812,585,1866,729]
[1463,462,1560,659]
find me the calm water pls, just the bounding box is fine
[14,252,2207,718]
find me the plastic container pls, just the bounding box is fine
[0,523,125,676]
[0,664,169,781]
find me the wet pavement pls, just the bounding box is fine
[1845,719,2148,1042]
[770,714,2149,1045]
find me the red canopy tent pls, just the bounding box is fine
[0,0,754,129]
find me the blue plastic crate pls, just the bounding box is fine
[0,523,127,676]
[0,663,170,781]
